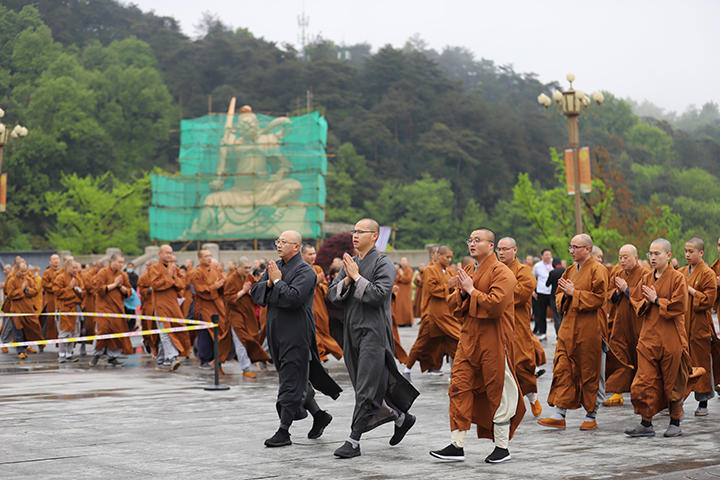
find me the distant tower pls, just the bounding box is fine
[298,6,309,60]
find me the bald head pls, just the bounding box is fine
[651,238,672,254]
[498,237,516,248]
[462,256,475,267]
[591,246,603,263]
[282,230,302,244]
[438,245,452,255]
[686,237,704,252]
[473,228,495,243]
[159,244,173,263]
[618,244,638,271]
[357,218,379,233]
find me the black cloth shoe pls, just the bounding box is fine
[485,447,511,463]
[308,411,333,439]
[89,355,100,366]
[264,428,292,447]
[334,441,361,458]
[199,362,212,370]
[624,424,655,437]
[430,444,465,461]
[107,357,124,367]
[389,413,416,445]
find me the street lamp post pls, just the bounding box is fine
[538,73,603,234]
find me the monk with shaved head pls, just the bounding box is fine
[539,233,608,432]
[678,237,718,415]
[252,230,341,448]
[53,260,85,363]
[5,262,44,359]
[604,244,645,406]
[625,238,698,438]
[41,254,61,341]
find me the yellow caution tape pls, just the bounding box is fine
[1,311,210,325]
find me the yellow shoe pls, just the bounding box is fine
[580,420,598,431]
[243,370,257,379]
[26,347,37,354]
[602,393,624,406]
[538,417,566,430]
[18,352,28,360]
[531,399,543,416]
[1,347,8,353]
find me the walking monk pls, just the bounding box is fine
[53,260,86,363]
[224,257,270,376]
[678,237,717,415]
[302,244,342,361]
[90,254,133,367]
[41,254,61,341]
[624,238,700,438]
[496,237,542,417]
[412,263,426,320]
[394,258,414,326]
[604,244,645,406]
[5,262,44,359]
[708,236,720,396]
[430,228,523,464]
[538,234,607,431]
[403,246,460,381]
[149,245,191,371]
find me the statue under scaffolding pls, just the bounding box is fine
[150,98,327,241]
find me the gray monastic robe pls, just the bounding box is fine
[251,253,341,426]
[328,246,419,435]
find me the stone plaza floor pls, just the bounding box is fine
[1,323,719,479]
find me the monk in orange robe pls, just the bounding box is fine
[678,237,717,415]
[412,264,425,319]
[53,260,85,363]
[604,244,645,406]
[302,245,342,361]
[539,234,607,431]
[390,286,409,363]
[404,246,460,379]
[5,262,44,359]
[192,249,233,369]
[138,261,158,356]
[625,238,699,438]
[182,260,194,319]
[90,254,133,366]
[496,237,542,416]
[707,236,720,395]
[41,254,61,340]
[431,229,524,464]
[80,260,102,355]
[394,258,414,326]
[149,245,191,371]
[224,258,270,375]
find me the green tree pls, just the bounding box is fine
[45,172,151,254]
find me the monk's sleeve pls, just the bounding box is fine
[514,268,536,304]
[414,273,422,288]
[692,270,716,312]
[193,270,219,300]
[569,266,607,312]
[630,273,652,317]
[399,267,413,284]
[659,275,687,320]
[8,279,26,300]
[468,268,516,319]
[250,269,271,307]
[26,277,38,297]
[42,272,53,293]
[352,259,395,307]
[150,267,177,292]
[270,265,316,309]
[95,271,112,299]
[327,268,350,306]
[426,268,449,300]
[121,274,132,299]
[224,276,240,306]
[316,269,328,297]
[54,275,72,302]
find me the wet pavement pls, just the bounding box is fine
[1,325,719,479]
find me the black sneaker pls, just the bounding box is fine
[66,356,79,363]
[170,358,181,371]
[485,446,511,463]
[264,428,292,447]
[156,362,172,372]
[108,357,124,367]
[308,411,333,439]
[430,443,465,461]
[89,355,100,366]
[334,441,361,458]
[389,413,416,445]
[536,369,546,378]
[199,362,213,370]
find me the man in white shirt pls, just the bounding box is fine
[532,249,554,341]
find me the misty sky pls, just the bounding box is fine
[130,0,719,115]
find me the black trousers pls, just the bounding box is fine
[534,293,553,335]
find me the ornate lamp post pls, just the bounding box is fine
[0,108,29,212]
[538,73,603,234]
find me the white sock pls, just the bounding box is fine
[395,413,405,427]
[451,429,467,448]
[347,437,359,448]
[403,367,412,373]
[550,407,566,420]
[526,392,538,404]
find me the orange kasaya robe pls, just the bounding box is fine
[310,265,342,361]
[450,255,525,440]
[629,267,700,419]
[192,265,232,363]
[81,268,98,336]
[41,266,59,339]
[5,273,43,340]
[549,256,607,412]
[605,263,646,393]
[394,266,414,326]
[507,257,538,396]
[606,264,622,335]
[53,270,85,333]
[224,270,270,362]
[32,274,43,316]
[390,293,408,363]
[92,267,134,354]
[412,270,423,318]
[406,262,460,372]
[707,259,720,384]
[149,262,191,357]
[138,271,158,356]
[182,267,194,319]
[532,335,547,367]
[679,262,718,395]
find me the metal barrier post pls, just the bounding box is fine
[204,314,229,391]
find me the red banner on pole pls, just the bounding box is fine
[0,173,6,212]
[564,147,592,195]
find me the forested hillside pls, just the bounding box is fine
[0,1,718,260]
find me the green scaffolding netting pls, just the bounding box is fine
[150,110,327,241]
